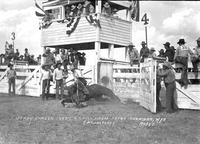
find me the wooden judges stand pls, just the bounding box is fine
[0,0,133,96]
[41,0,133,90]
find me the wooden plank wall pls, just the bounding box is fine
[41,17,97,46]
[99,15,132,46]
[139,60,157,113]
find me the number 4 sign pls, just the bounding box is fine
[141,13,149,25]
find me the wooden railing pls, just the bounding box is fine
[17,67,40,90]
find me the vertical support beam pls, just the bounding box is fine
[93,0,102,84]
[108,44,114,59]
[93,41,101,84]
[125,46,129,62]
[96,0,102,14]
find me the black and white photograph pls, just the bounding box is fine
[0,0,200,144]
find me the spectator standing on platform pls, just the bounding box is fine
[54,49,62,64]
[128,42,139,66]
[69,48,79,70]
[157,62,178,113]
[61,49,69,75]
[7,63,16,96]
[53,62,64,100]
[79,52,86,66]
[191,37,200,78]
[77,3,83,16]
[24,48,30,62]
[148,47,157,58]
[14,49,20,60]
[83,0,94,15]
[174,39,193,88]
[163,42,175,62]
[39,64,51,101]
[102,2,112,16]
[43,48,55,66]
[69,4,78,17]
[158,49,165,58]
[140,41,149,62]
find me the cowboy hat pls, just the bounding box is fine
[56,61,62,66]
[141,41,146,45]
[77,3,83,9]
[41,63,49,69]
[163,42,170,46]
[104,2,110,8]
[163,62,171,69]
[128,42,135,47]
[159,49,164,53]
[46,48,50,51]
[150,47,155,51]
[177,39,186,44]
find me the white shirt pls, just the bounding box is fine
[55,54,62,62]
[41,69,51,80]
[53,68,63,81]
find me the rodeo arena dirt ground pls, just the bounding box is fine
[0,91,200,144]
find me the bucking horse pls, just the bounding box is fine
[61,77,121,107]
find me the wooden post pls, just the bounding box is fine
[93,0,102,84]
[96,0,102,14]
[108,44,114,59]
[94,41,101,84]
[125,47,129,62]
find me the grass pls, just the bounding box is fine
[0,93,199,144]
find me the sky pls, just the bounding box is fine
[0,0,199,62]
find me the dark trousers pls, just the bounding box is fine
[56,79,64,99]
[62,60,68,73]
[8,78,15,95]
[175,56,188,87]
[42,79,50,100]
[165,82,177,113]
[191,57,200,78]
[156,82,162,111]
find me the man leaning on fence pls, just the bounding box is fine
[128,42,140,66]
[157,62,178,113]
[191,37,200,79]
[7,63,16,96]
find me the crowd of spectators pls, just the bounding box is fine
[0,47,41,65]
[63,0,117,20]
[42,47,86,72]
[128,37,200,87]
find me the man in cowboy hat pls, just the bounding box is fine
[191,37,200,79]
[157,62,177,113]
[53,61,64,100]
[158,49,165,58]
[102,2,112,16]
[128,42,139,66]
[24,48,30,62]
[140,41,149,63]
[148,47,156,58]
[39,63,51,100]
[174,39,193,88]
[43,47,55,66]
[163,42,175,62]
[7,63,16,96]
